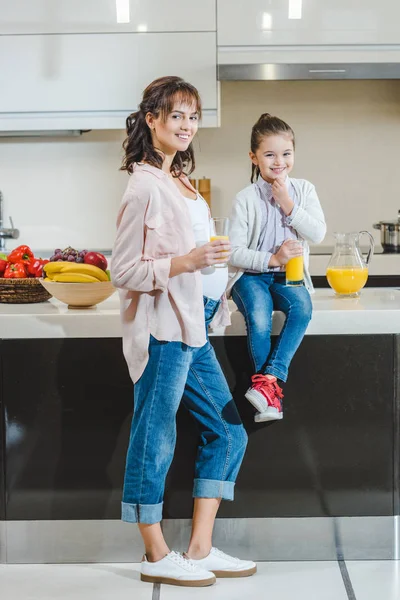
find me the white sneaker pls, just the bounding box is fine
[254,408,283,423]
[140,551,216,587]
[187,547,257,578]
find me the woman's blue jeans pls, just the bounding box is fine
[231,272,312,382]
[122,297,248,524]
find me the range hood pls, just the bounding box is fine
[218,63,400,81]
[0,130,88,138]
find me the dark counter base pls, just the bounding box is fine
[0,334,397,522]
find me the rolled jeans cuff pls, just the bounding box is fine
[193,478,235,501]
[265,366,287,382]
[121,501,163,524]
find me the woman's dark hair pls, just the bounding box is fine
[121,76,202,176]
[250,113,295,182]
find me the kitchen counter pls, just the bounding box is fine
[1,287,400,338]
[1,287,399,564]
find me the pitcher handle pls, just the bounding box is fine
[358,230,375,266]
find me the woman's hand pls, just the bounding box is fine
[270,239,303,268]
[170,239,231,276]
[187,239,231,271]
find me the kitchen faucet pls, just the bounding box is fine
[0,190,20,252]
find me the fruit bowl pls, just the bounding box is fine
[39,279,115,309]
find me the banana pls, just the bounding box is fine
[60,263,109,281]
[44,262,65,274]
[44,262,108,281]
[51,273,101,283]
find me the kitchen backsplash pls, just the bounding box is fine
[1,80,400,250]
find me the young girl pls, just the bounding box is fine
[228,113,326,423]
[111,76,255,587]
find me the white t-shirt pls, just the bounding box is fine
[183,195,228,301]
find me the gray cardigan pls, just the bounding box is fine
[227,178,327,295]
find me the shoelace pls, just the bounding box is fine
[251,374,284,410]
[170,551,198,571]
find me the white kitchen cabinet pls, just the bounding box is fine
[0,32,218,130]
[0,0,216,34]
[218,0,400,46]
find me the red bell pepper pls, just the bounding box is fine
[28,258,49,278]
[0,259,7,276]
[4,262,27,278]
[25,258,37,277]
[8,245,34,264]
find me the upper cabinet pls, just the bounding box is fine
[0,0,216,33]
[0,1,219,131]
[0,32,218,130]
[218,0,400,46]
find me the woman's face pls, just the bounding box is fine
[250,134,295,183]
[147,99,199,155]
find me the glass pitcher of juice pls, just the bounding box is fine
[326,231,374,297]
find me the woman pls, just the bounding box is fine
[111,76,255,587]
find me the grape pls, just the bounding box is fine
[76,256,84,263]
[50,255,56,262]
[57,259,63,262]
[82,249,88,255]
[67,255,75,262]
[54,248,62,254]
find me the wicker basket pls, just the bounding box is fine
[0,278,52,303]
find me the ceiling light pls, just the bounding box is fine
[262,12,273,30]
[288,0,302,19]
[116,0,130,24]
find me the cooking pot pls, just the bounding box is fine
[373,212,400,252]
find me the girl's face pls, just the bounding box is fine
[147,99,199,155]
[250,134,295,184]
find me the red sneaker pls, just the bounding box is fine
[245,374,284,422]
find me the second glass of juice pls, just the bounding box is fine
[286,240,304,286]
[211,217,229,268]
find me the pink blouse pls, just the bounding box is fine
[111,163,230,383]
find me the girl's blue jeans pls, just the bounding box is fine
[231,272,312,382]
[122,297,248,524]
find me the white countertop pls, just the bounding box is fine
[0,288,400,339]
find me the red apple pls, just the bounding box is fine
[84,252,108,271]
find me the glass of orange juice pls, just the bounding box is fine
[286,240,304,286]
[211,217,229,268]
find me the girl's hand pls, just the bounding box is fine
[186,239,231,271]
[272,178,294,215]
[273,239,303,267]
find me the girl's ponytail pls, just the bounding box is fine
[251,162,260,183]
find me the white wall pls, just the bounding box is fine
[1,79,400,252]
[0,130,126,251]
